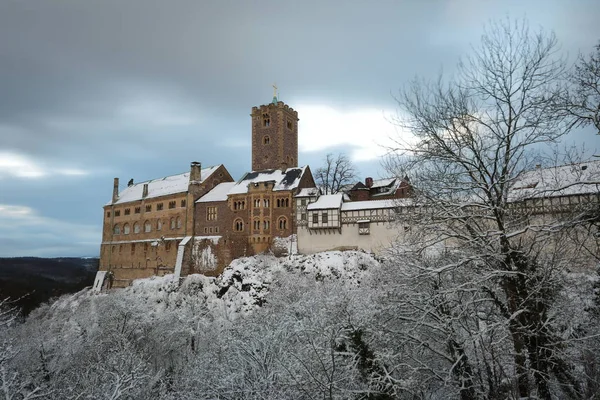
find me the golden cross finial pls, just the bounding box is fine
[272,83,278,98]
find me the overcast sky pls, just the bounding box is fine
[1,0,599,257]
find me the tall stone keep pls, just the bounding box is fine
[251,96,299,171]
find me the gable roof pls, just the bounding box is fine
[109,165,221,205]
[307,194,344,210]
[196,182,237,203]
[509,160,600,201]
[228,166,309,195]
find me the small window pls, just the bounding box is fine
[262,113,270,127]
[287,120,293,130]
[312,213,318,224]
[263,135,270,145]
[358,222,370,235]
[176,217,182,229]
[106,211,111,218]
[209,227,213,234]
[264,199,269,208]
[207,206,218,221]
[115,210,121,217]
[157,203,164,211]
[301,199,307,206]
[124,208,131,216]
[322,212,328,224]
[157,219,162,231]
[169,201,176,209]
[145,204,151,212]
[234,218,244,232]
[254,220,260,230]
[278,217,287,230]
[181,199,186,207]
[133,222,140,234]
[254,199,260,208]
[301,213,307,221]
[215,227,219,233]
[123,223,130,234]
[134,207,141,214]
[204,227,208,234]
[119,244,123,253]
[144,220,151,233]
[113,224,120,235]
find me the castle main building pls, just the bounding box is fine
[99,96,315,287]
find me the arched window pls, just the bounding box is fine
[170,218,176,230]
[157,219,162,231]
[133,222,140,234]
[253,219,260,230]
[263,135,270,145]
[234,218,244,232]
[113,224,120,235]
[264,220,270,230]
[262,113,270,127]
[264,199,269,207]
[123,223,130,235]
[276,199,281,207]
[278,217,287,230]
[144,220,151,233]
[176,216,182,229]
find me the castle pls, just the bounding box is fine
[98,94,600,289]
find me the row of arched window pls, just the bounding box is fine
[235,217,288,232]
[276,198,290,207]
[113,217,182,235]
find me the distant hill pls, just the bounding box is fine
[0,257,98,315]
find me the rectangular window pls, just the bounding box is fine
[312,213,318,224]
[358,222,370,235]
[181,199,186,207]
[322,212,328,224]
[157,203,164,211]
[115,210,120,217]
[301,213,307,221]
[106,211,111,217]
[301,199,307,206]
[215,227,219,233]
[124,208,131,216]
[169,201,176,209]
[145,205,152,212]
[207,206,217,221]
[134,207,141,214]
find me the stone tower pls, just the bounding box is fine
[251,95,299,171]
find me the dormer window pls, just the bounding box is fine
[263,135,270,145]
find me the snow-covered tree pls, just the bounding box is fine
[385,18,599,399]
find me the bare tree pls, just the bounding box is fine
[563,42,600,134]
[315,153,357,194]
[385,19,598,399]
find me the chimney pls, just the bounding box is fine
[112,178,119,203]
[190,161,201,183]
[365,177,373,188]
[142,183,149,198]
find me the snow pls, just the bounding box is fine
[108,165,221,205]
[341,198,411,211]
[106,250,381,317]
[295,187,320,198]
[307,194,344,210]
[227,166,308,195]
[196,182,236,203]
[509,160,600,200]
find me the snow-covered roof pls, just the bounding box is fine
[509,160,600,201]
[341,199,411,211]
[228,166,308,195]
[371,178,396,189]
[109,165,221,205]
[295,187,320,198]
[307,194,344,210]
[196,182,237,203]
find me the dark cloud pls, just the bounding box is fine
[1,0,599,256]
